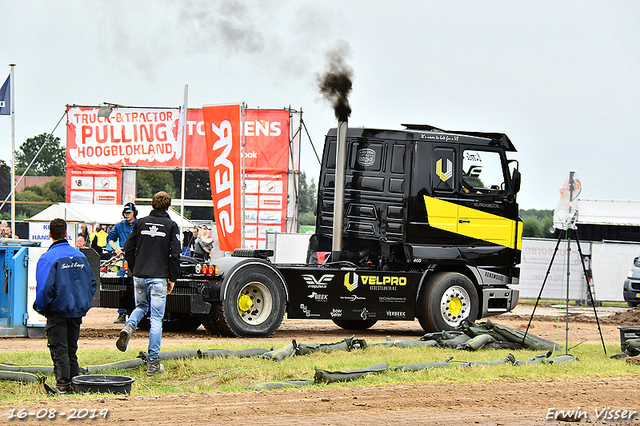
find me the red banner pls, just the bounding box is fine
[202,105,243,252]
[66,106,290,170]
[243,109,290,171]
[65,106,294,249]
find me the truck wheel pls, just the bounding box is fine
[332,319,378,330]
[628,301,639,308]
[417,272,478,332]
[215,265,286,338]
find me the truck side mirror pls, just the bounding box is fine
[511,169,521,194]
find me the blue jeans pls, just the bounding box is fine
[126,277,167,361]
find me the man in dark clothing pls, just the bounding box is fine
[34,218,97,393]
[107,202,138,324]
[117,191,181,376]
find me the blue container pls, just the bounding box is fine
[0,245,30,336]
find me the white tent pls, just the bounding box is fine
[27,203,196,230]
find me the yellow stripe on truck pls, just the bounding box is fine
[423,196,521,250]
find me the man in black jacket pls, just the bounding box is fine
[116,192,181,376]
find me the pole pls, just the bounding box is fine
[564,171,575,355]
[241,103,246,249]
[10,64,15,237]
[565,231,571,355]
[179,84,188,237]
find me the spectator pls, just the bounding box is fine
[117,191,180,376]
[34,218,97,394]
[107,202,138,324]
[193,226,212,261]
[189,226,199,256]
[182,227,194,257]
[75,235,86,248]
[79,224,90,248]
[89,225,109,259]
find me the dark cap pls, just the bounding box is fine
[122,202,137,217]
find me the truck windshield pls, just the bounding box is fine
[462,150,505,192]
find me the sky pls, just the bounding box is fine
[1,0,639,210]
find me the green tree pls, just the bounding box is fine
[13,178,65,218]
[171,170,213,221]
[298,211,316,226]
[298,171,316,214]
[0,160,10,215]
[136,170,177,199]
[15,133,66,176]
[523,216,541,237]
[520,209,554,238]
[297,171,316,227]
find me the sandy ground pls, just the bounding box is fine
[2,304,639,425]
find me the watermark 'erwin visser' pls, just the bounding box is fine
[546,407,637,421]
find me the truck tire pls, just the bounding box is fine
[417,272,479,332]
[332,319,378,330]
[213,265,286,338]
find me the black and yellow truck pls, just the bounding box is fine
[99,124,523,338]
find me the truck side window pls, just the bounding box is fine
[462,150,505,193]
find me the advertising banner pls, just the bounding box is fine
[67,166,121,205]
[66,105,294,249]
[202,104,243,252]
[66,106,290,170]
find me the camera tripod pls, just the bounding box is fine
[522,227,607,355]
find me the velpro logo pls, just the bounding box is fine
[436,158,453,182]
[344,272,359,292]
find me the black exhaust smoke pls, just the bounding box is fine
[318,42,353,258]
[318,41,353,121]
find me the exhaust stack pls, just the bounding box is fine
[318,42,353,262]
[332,119,348,258]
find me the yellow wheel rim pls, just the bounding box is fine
[238,293,253,313]
[448,297,462,317]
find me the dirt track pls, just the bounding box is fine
[2,305,639,425]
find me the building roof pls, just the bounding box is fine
[26,203,196,229]
[577,199,640,226]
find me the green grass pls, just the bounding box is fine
[0,337,636,404]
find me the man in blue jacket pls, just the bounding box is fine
[34,218,97,394]
[107,202,138,324]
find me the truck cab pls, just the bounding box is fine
[308,125,522,330]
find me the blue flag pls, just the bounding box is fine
[0,75,10,115]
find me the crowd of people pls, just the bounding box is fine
[0,220,19,239]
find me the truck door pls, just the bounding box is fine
[409,143,518,258]
[456,146,519,262]
[408,144,455,247]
